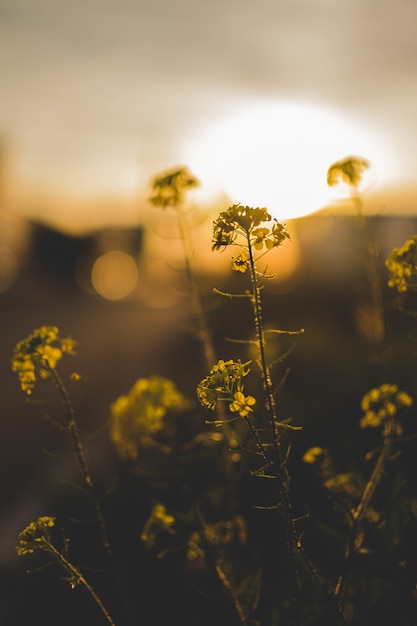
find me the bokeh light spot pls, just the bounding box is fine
[91,251,138,300]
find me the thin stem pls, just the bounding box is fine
[47,365,112,559]
[174,203,233,435]
[175,202,217,370]
[335,420,394,604]
[352,190,385,346]
[194,503,247,626]
[246,234,300,626]
[43,539,117,626]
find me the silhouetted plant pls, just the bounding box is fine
[10,160,417,626]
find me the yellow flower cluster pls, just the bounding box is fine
[140,503,176,549]
[11,326,77,394]
[109,376,191,460]
[149,166,199,208]
[385,236,417,292]
[212,204,289,252]
[302,446,326,465]
[16,516,55,556]
[327,155,370,188]
[197,359,256,418]
[360,384,413,432]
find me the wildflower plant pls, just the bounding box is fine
[12,326,112,559]
[303,380,415,623]
[149,166,218,370]
[11,325,76,395]
[385,235,417,293]
[327,156,385,344]
[16,516,116,626]
[196,359,255,419]
[11,164,417,626]
[197,204,316,625]
[109,375,192,460]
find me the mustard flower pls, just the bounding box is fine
[197,359,254,418]
[141,503,176,549]
[212,204,271,250]
[360,384,413,433]
[231,250,249,273]
[385,236,417,292]
[324,472,362,498]
[11,326,77,395]
[252,227,271,251]
[109,376,191,460]
[149,166,199,208]
[327,156,370,188]
[302,446,326,465]
[229,391,256,417]
[16,516,56,556]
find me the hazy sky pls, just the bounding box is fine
[2,0,417,225]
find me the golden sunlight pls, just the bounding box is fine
[182,100,395,220]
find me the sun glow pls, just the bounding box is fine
[183,100,394,220]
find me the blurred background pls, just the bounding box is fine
[2,0,417,623]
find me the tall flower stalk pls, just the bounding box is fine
[11,326,112,558]
[16,516,116,626]
[334,384,413,613]
[149,167,218,371]
[198,205,307,625]
[327,156,385,345]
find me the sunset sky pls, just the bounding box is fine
[2,0,417,228]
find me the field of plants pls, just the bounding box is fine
[2,158,417,626]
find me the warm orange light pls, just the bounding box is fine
[182,100,394,220]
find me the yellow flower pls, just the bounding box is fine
[109,376,191,460]
[16,516,55,556]
[231,250,249,273]
[327,156,370,188]
[149,166,199,208]
[360,384,413,430]
[11,327,77,395]
[229,391,256,417]
[302,446,325,464]
[140,503,176,549]
[197,359,253,415]
[385,236,417,293]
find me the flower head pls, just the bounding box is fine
[11,326,77,394]
[229,391,256,417]
[327,156,370,188]
[302,446,326,465]
[231,250,249,273]
[141,503,176,549]
[109,376,191,460]
[360,383,413,433]
[16,516,55,556]
[197,359,255,418]
[149,166,199,208]
[385,236,417,292]
[212,205,272,250]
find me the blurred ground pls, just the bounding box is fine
[1,211,417,624]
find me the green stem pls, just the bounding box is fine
[194,503,247,626]
[175,202,217,370]
[335,420,394,604]
[48,366,112,559]
[43,539,117,626]
[246,235,300,626]
[174,202,232,435]
[352,190,385,345]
